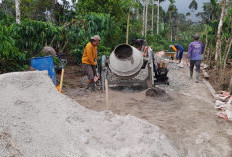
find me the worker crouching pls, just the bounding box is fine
[82,35,100,91]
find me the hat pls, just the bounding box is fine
[91,35,101,41]
[194,34,200,40]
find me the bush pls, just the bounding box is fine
[0,25,26,73]
[66,13,120,64]
[11,19,62,58]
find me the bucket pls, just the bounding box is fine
[30,56,56,86]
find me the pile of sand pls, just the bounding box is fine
[0,71,179,157]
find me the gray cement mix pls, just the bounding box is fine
[0,71,180,157]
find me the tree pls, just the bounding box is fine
[196,0,221,23]
[15,0,20,24]
[156,0,165,35]
[186,12,191,21]
[215,0,227,62]
[189,0,198,11]
[188,0,198,22]
[75,0,127,23]
[145,0,149,37]
[152,0,154,35]
[1,0,21,24]
[167,0,177,41]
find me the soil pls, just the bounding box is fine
[207,65,232,92]
[59,61,232,157]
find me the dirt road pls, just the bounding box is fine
[64,63,232,157]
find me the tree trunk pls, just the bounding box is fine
[170,18,172,41]
[204,25,209,57]
[136,0,139,20]
[152,0,154,35]
[142,2,145,36]
[15,0,20,24]
[205,33,208,61]
[223,17,232,69]
[126,12,130,44]
[215,0,227,62]
[169,12,172,41]
[157,0,160,35]
[223,37,232,69]
[145,0,148,37]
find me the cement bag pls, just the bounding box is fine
[155,51,165,63]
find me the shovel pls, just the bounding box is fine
[56,66,64,93]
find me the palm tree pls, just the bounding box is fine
[168,0,176,41]
[141,0,149,37]
[156,0,165,35]
[188,0,198,22]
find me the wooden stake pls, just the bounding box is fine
[105,79,109,110]
[59,68,64,93]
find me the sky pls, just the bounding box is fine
[161,0,210,21]
[57,0,210,21]
[161,0,210,13]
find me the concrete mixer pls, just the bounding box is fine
[100,44,169,90]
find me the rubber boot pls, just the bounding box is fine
[195,72,200,83]
[90,82,96,91]
[86,79,94,89]
[190,71,193,79]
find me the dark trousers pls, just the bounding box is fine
[176,50,184,62]
[190,60,201,73]
[82,63,96,80]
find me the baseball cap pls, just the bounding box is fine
[91,35,101,41]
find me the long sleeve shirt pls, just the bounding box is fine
[174,44,184,51]
[187,41,204,60]
[82,42,98,65]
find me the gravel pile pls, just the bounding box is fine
[0,71,179,157]
[157,62,192,91]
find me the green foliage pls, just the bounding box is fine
[0,11,14,26]
[11,19,62,58]
[75,0,127,23]
[66,13,122,64]
[0,24,26,73]
[146,34,171,52]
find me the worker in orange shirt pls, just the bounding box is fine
[170,44,184,63]
[82,35,100,90]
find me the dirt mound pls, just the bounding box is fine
[0,71,179,157]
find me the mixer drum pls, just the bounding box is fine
[109,44,144,79]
